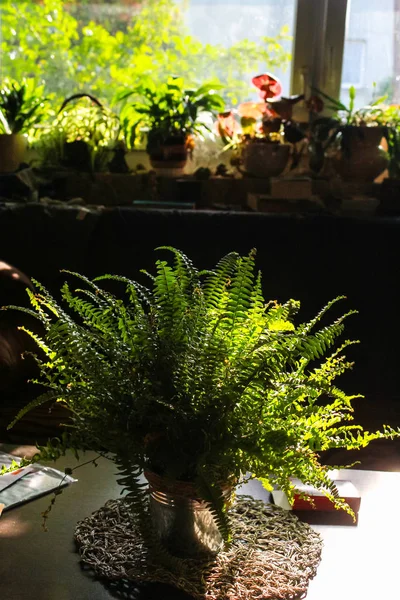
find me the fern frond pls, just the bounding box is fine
[196,467,232,546]
[203,251,238,309]
[156,246,198,289]
[226,250,257,334]
[8,390,59,430]
[17,326,54,358]
[2,304,49,326]
[299,296,347,335]
[94,274,153,307]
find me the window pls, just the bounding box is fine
[178,0,296,101]
[1,0,397,115]
[340,0,397,107]
[341,39,366,88]
[0,0,296,108]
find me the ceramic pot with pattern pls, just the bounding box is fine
[330,125,388,183]
[241,139,291,178]
[147,133,189,177]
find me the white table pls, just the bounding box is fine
[1,447,399,600]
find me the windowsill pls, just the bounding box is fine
[1,167,399,217]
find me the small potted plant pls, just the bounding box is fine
[36,93,120,174]
[33,93,130,203]
[115,77,225,176]
[5,248,399,563]
[310,86,388,182]
[0,79,47,173]
[217,73,304,178]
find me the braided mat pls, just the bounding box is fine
[74,495,323,600]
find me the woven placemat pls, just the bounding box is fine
[75,495,323,600]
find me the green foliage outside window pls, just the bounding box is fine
[0,0,291,109]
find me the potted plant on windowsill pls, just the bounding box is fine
[310,86,388,182]
[35,93,120,174]
[115,77,225,176]
[217,73,305,178]
[4,248,399,563]
[0,79,47,173]
[32,93,134,204]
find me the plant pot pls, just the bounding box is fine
[145,470,232,558]
[0,134,27,173]
[148,143,188,177]
[241,141,290,178]
[330,126,388,183]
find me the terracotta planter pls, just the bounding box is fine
[241,141,290,178]
[0,134,27,173]
[148,141,188,177]
[145,470,233,558]
[330,126,388,183]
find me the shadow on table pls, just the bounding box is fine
[101,579,193,600]
[87,573,307,600]
[79,564,194,600]
[103,580,194,600]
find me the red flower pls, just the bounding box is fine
[237,102,266,119]
[252,73,282,101]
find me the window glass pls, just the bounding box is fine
[0,0,296,107]
[178,0,296,103]
[341,39,366,88]
[340,0,396,107]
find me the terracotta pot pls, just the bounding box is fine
[148,142,188,177]
[241,141,290,178]
[0,134,27,173]
[145,470,233,558]
[330,126,388,183]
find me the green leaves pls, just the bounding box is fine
[114,76,225,148]
[1,0,290,124]
[6,246,400,544]
[0,78,48,135]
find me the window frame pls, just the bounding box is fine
[291,0,348,102]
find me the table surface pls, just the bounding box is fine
[0,448,399,600]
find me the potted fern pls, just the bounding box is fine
[6,248,399,560]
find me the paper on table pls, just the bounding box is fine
[0,465,35,493]
[0,451,77,512]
